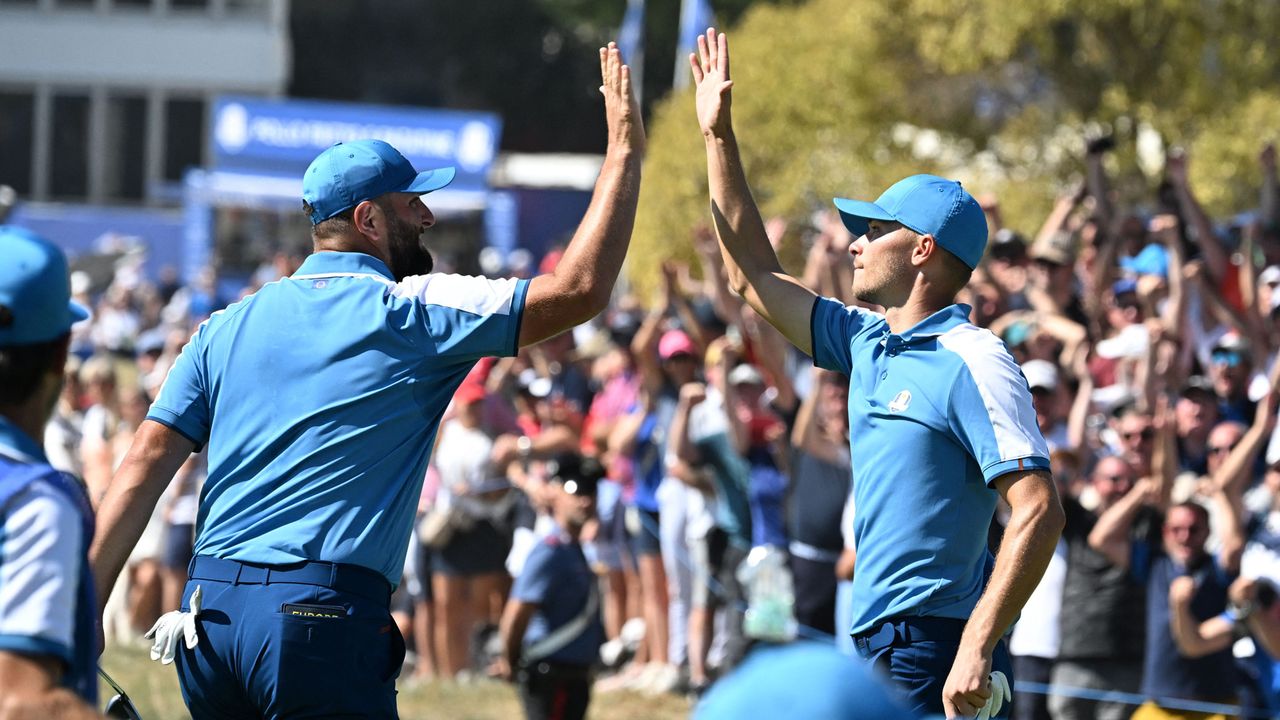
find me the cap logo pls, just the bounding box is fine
[888,389,912,413]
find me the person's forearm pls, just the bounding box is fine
[959,495,1064,657]
[1170,603,1229,658]
[553,150,642,314]
[1033,196,1079,247]
[1263,164,1279,228]
[499,603,531,672]
[1065,377,1094,453]
[1085,153,1113,229]
[1249,612,1280,659]
[1087,487,1146,566]
[704,132,785,297]
[1175,183,1229,283]
[669,402,698,464]
[89,422,192,611]
[1214,422,1268,497]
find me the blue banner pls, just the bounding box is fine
[210,96,502,193]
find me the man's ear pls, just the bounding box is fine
[351,199,381,238]
[912,233,937,267]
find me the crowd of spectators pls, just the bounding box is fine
[54,138,1280,717]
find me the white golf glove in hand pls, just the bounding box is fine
[144,584,202,664]
[975,670,1011,720]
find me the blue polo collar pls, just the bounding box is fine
[0,415,48,465]
[881,303,972,349]
[293,251,395,281]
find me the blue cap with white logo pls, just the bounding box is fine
[0,226,89,346]
[302,139,456,225]
[833,174,988,269]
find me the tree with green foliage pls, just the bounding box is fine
[629,0,1280,299]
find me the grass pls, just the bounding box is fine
[100,644,693,719]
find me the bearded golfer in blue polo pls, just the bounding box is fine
[690,29,1064,719]
[90,43,643,718]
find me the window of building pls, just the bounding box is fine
[0,91,35,196]
[105,94,146,201]
[164,97,204,182]
[50,93,89,199]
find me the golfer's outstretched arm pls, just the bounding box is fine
[692,29,816,355]
[89,420,194,614]
[520,42,644,347]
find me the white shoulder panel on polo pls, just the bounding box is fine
[394,274,520,317]
[937,323,1046,461]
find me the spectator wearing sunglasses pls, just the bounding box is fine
[1208,334,1258,425]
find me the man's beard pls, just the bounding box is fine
[386,213,433,280]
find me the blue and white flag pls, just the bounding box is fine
[617,0,645,103]
[673,0,715,89]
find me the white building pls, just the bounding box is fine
[0,0,290,205]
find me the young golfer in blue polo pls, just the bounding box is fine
[90,43,644,718]
[690,28,1064,719]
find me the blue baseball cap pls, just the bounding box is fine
[1119,243,1169,279]
[834,174,988,269]
[301,139,456,225]
[0,226,89,346]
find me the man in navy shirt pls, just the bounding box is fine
[1090,489,1242,715]
[89,44,643,718]
[0,226,97,719]
[493,453,605,720]
[690,29,1064,718]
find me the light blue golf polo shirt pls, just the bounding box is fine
[811,298,1049,635]
[149,251,529,586]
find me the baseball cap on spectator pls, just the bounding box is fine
[302,139,455,225]
[1111,277,1139,297]
[1002,319,1033,348]
[1180,375,1216,400]
[572,329,615,362]
[728,363,766,387]
[546,452,604,497]
[833,174,988,269]
[692,297,728,337]
[1212,333,1250,355]
[1119,244,1169,279]
[538,248,564,275]
[453,382,487,406]
[659,329,697,360]
[988,228,1028,263]
[136,327,167,356]
[607,310,641,347]
[1030,230,1075,266]
[517,368,552,399]
[0,226,90,345]
[1021,359,1059,393]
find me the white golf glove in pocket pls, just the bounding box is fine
[975,670,1011,720]
[144,584,202,664]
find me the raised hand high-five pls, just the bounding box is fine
[600,41,645,156]
[690,28,734,139]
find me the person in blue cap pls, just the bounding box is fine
[88,43,643,718]
[690,29,1064,719]
[0,226,99,719]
